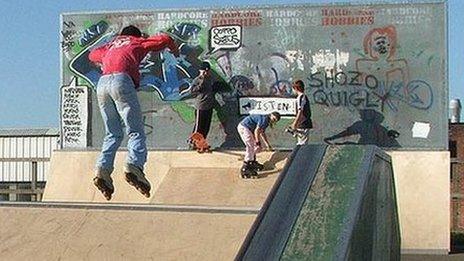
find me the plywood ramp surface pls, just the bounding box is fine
[43,150,288,206]
[0,206,255,261]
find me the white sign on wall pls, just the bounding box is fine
[60,77,89,148]
[238,96,297,116]
[209,25,242,54]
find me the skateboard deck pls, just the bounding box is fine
[189,132,211,153]
[285,127,306,136]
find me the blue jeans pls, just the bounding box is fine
[95,73,147,172]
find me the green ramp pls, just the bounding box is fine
[236,145,400,261]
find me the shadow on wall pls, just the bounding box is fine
[216,93,243,149]
[323,109,401,148]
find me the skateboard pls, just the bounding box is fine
[285,127,306,136]
[189,132,211,153]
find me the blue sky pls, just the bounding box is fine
[0,0,461,128]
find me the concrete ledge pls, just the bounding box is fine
[401,249,449,255]
[388,151,450,253]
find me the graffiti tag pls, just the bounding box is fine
[209,25,242,54]
[79,21,109,47]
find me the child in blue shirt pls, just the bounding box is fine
[237,111,281,178]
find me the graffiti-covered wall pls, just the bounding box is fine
[60,1,447,150]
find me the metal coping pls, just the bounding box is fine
[56,147,295,152]
[55,145,448,152]
[0,201,260,215]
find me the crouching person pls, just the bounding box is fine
[237,112,281,178]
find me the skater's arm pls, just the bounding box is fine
[190,74,205,94]
[292,110,303,129]
[88,44,109,64]
[260,131,272,150]
[254,127,262,147]
[292,95,307,129]
[142,33,179,57]
[255,127,271,149]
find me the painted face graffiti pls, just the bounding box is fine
[363,25,397,60]
[353,25,434,112]
[373,35,390,56]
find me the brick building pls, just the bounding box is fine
[450,123,464,233]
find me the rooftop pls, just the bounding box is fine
[0,128,59,137]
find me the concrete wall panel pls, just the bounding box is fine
[60,2,447,150]
[388,150,450,254]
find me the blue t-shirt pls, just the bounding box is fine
[240,114,270,131]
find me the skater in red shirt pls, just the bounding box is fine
[89,25,179,200]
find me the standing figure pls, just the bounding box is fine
[237,112,281,178]
[88,25,179,200]
[189,61,218,150]
[289,80,313,145]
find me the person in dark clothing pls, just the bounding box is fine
[290,80,313,145]
[189,61,217,147]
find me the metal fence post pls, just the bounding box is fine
[31,161,37,201]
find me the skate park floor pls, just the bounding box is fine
[0,150,289,260]
[0,202,258,260]
[0,148,457,259]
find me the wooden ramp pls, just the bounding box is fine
[0,146,400,260]
[0,150,288,261]
[42,150,287,206]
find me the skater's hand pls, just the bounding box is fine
[264,141,272,151]
[92,62,102,68]
[200,70,208,77]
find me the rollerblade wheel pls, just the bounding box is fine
[137,186,150,198]
[248,169,259,179]
[138,183,151,198]
[125,172,151,198]
[103,191,112,200]
[93,177,113,200]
